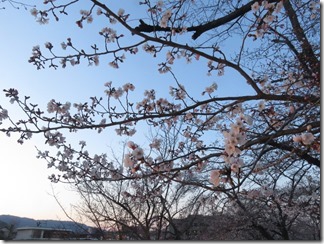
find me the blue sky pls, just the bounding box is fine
[0,1,255,222]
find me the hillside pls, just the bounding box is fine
[0,215,92,234]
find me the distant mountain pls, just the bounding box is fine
[0,215,92,234]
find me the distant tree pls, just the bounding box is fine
[66,175,208,240]
[226,168,320,240]
[0,221,18,240]
[0,0,319,240]
[53,127,213,240]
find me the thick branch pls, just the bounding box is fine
[283,0,319,72]
[268,140,320,168]
[135,0,280,40]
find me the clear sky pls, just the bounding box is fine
[0,1,253,222]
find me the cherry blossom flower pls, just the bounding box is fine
[0,109,8,121]
[70,59,76,66]
[125,128,136,136]
[159,19,168,28]
[104,81,112,87]
[164,9,172,18]
[87,15,93,23]
[127,141,137,150]
[61,42,67,50]
[37,16,49,25]
[101,27,117,42]
[185,112,193,120]
[258,101,265,111]
[264,14,275,23]
[144,89,155,100]
[79,140,86,147]
[132,147,144,160]
[225,143,236,156]
[156,0,163,8]
[122,83,135,92]
[243,114,253,125]
[231,163,240,173]
[203,82,218,95]
[166,51,175,64]
[111,87,124,99]
[149,138,162,149]
[47,99,56,113]
[117,8,125,17]
[115,128,122,136]
[301,132,315,145]
[130,47,138,54]
[124,153,135,168]
[159,9,172,28]
[251,2,260,12]
[109,18,117,24]
[274,1,284,13]
[96,8,103,15]
[30,8,38,17]
[309,1,317,10]
[93,55,99,66]
[210,170,221,187]
[255,29,264,38]
[293,135,302,143]
[262,1,274,9]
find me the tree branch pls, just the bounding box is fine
[267,140,320,168]
[135,0,280,40]
[283,0,319,72]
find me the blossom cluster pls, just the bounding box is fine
[44,130,66,148]
[202,82,218,96]
[169,84,186,100]
[210,113,251,187]
[159,9,172,28]
[135,88,181,115]
[104,81,135,100]
[30,7,49,24]
[293,132,315,146]
[123,139,176,175]
[207,61,225,76]
[251,1,284,39]
[123,141,144,171]
[47,99,71,115]
[99,27,118,43]
[77,9,93,27]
